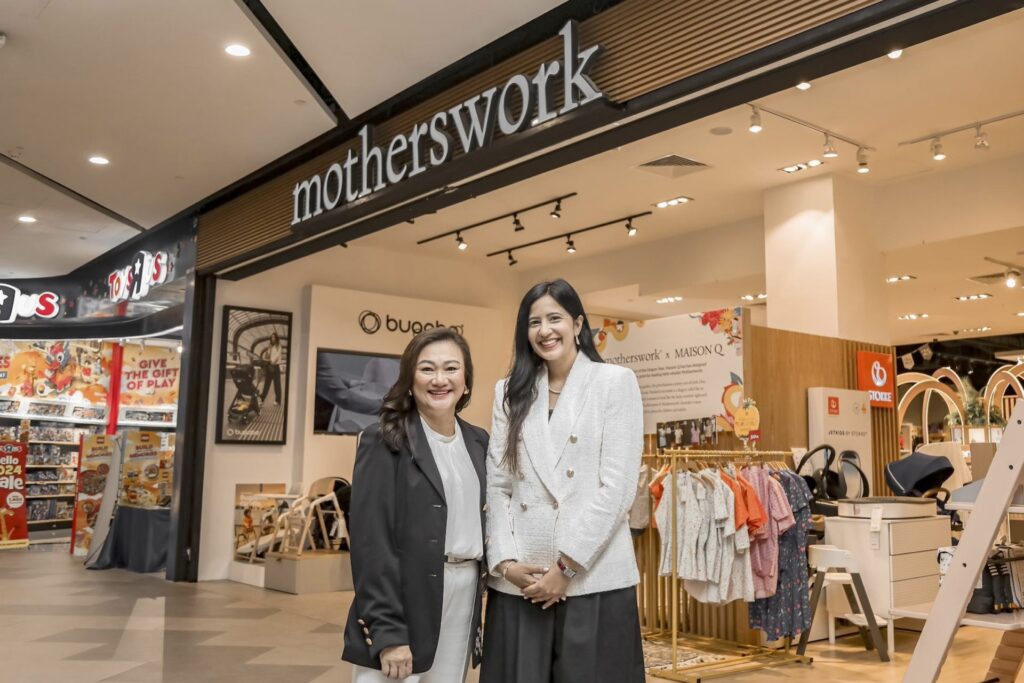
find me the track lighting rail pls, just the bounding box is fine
[417,192,577,245]
[485,212,652,258]
[898,109,1024,146]
[752,104,874,151]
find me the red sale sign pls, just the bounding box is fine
[0,441,29,550]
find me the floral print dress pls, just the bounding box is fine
[748,470,814,640]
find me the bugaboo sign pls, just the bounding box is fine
[292,20,604,226]
[358,310,464,336]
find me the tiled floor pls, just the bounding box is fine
[0,549,1011,682]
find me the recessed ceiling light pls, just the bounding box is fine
[656,296,684,304]
[88,155,110,165]
[1017,312,1024,317]
[654,196,692,208]
[796,81,812,91]
[955,326,992,334]
[17,215,37,224]
[887,49,904,60]
[741,293,767,301]
[954,293,992,301]
[885,275,916,283]
[897,313,928,320]
[225,44,251,57]
[807,159,823,167]
[779,160,824,174]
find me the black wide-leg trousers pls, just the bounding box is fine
[480,586,645,683]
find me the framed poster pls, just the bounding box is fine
[216,306,292,445]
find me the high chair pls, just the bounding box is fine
[797,544,891,662]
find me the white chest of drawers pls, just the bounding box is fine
[824,515,952,618]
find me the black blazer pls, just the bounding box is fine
[342,415,489,673]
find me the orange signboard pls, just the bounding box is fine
[857,351,895,408]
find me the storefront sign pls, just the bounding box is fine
[0,284,60,323]
[107,250,170,302]
[0,441,29,550]
[596,309,744,432]
[857,350,895,407]
[291,20,604,227]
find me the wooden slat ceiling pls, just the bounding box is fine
[198,0,880,271]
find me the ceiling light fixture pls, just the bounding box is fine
[975,126,990,151]
[888,49,904,59]
[17,215,37,224]
[857,147,870,174]
[1006,269,1021,288]
[550,200,561,219]
[931,138,946,161]
[955,293,991,301]
[455,233,467,251]
[748,105,763,133]
[897,313,929,320]
[565,236,576,254]
[626,218,637,237]
[88,155,110,165]
[796,81,812,91]
[885,275,916,283]
[741,293,768,301]
[485,211,651,261]
[656,296,684,304]
[807,159,823,167]
[655,196,692,208]
[823,134,839,158]
[417,192,576,247]
[507,250,517,267]
[225,44,251,57]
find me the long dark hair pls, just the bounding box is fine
[379,327,474,452]
[502,279,602,472]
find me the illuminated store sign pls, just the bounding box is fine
[291,20,605,226]
[0,284,60,323]
[108,251,169,302]
[857,351,895,407]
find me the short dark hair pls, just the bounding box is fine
[379,327,474,452]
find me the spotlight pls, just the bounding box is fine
[975,126,990,151]
[887,49,904,59]
[513,214,524,232]
[748,105,763,133]
[796,81,812,91]
[857,147,870,174]
[17,215,37,224]
[507,250,518,267]
[456,233,467,251]
[550,201,562,219]
[807,159,823,167]
[626,218,637,237]
[931,138,946,161]
[565,236,576,254]
[1006,269,1020,288]
[823,135,839,158]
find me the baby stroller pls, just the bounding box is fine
[886,451,961,529]
[227,364,262,426]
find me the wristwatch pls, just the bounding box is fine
[556,558,577,579]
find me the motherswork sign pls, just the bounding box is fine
[596,310,744,433]
[292,20,604,226]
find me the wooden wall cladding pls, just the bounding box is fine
[197,0,880,272]
[745,325,899,494]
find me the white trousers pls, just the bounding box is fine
[352,562,477,683]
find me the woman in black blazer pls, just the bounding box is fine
[342,327,488,682]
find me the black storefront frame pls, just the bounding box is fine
[167,0,1024,582]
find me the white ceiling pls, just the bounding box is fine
[0,162,137,278]
[356,8,1024,344]
[263,0,565,118]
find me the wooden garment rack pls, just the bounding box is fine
[640,449,812,682]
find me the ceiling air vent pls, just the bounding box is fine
[638,154,709,179]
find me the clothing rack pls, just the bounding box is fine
[638,448,812,682]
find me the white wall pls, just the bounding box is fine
[198,244,517,581]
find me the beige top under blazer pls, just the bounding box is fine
[486,352,644,597]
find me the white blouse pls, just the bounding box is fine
[421,418,483,560]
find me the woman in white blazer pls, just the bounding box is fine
[481,279,645,683]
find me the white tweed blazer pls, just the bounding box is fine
[486,352,643,597]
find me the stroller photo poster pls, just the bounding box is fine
[216,306,292,445]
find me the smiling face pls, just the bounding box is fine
[411,340,468,418]
[527,294,584,364]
